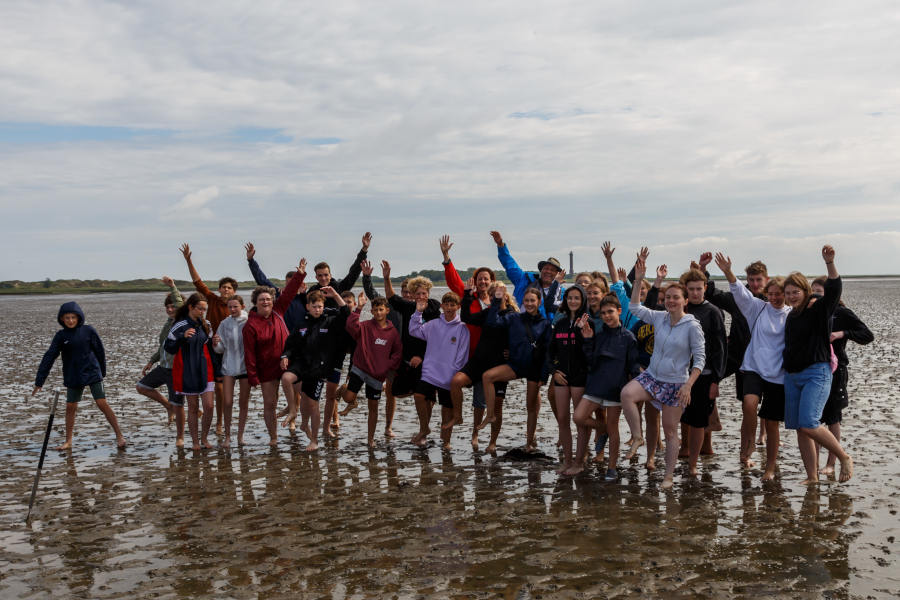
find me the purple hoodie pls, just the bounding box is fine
[409,310,470,389]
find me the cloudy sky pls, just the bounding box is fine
[2,1,898,281]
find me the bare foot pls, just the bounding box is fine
[192,443,201,451]
[678,445,689,458]
[564,464,584,476]
[593,452,605,464]
[300,423,312,440]
[280,413,297,429]
[800,477,819,485]
[175,437,184,448]
[324,428,337,440]
[839,456,853,483]
[56,441,72,451]
[268,437,278,447]
[471,436,479,450]
[201,438,213,449]
[556,462,571,474]
[756,434,765,446]
[820,464,835,476]
[414,435,428,448]
[289,420,297,432]
[222,438,231,449]
[762,469,776,482]
[441,416,461,431]
[486,443,497,454]
[338,398,357,416]
[385,428,396,438]
[116,437,128,449]
[276,407,289,418]
[556,438,563,450]
[700,447,715,456]
[237,436,243,446]
[625,438,644,460]
[410,432,422,444]
[689,465,699,477]
[740,456,755,468]
[525,441,538,453]
[367,439,376,449]
[216,424,224,437]
[167,408,175,426]
[661,477,674,489]
[305,441,318,451]
[645,458,656,471]
[442,441,451,450]
[476,415,495,431]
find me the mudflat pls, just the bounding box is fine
[1,281,898,598]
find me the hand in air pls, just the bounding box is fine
[489,231,504,247]
[179,243,191,260]
[360,260,373,277]
[601,241,615,259]
[245,242,255,261]
[361,232,373,252]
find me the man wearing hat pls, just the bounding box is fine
[490,230,564,318]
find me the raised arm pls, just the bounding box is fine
[408,299,429,341]
[717,252,762,321]
[602,241,619,283]
[361,260,378,299]
[244,242,279,291]
[821,245,842,315]
[440,235,466,296]
[179,243,211,296]
[492,230,525,288]
[628,258,654,323]
[335,232,371,293]
[274,258,306,316]
[380,260,397,299]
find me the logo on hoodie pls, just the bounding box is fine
[451,336,457,344]
[375,338,387,346]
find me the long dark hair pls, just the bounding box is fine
[174,293,211,335]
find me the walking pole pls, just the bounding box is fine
[26,388,61,522]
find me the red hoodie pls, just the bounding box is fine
[345,312,402,382]
[444,259,486,354]
[242,271,304,386]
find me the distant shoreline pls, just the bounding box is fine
[2,274,897,295]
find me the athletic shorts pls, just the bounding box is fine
[66,381,105,404]
[300,378,325,402]
[820,365,849,426]
[583,393,619,407]
[681,374,716,428]
[326,367,342,385]
[512,363,547,384]
[347,366,383,401]
[415,380,452,407]
[552,370,587,388]
[137,366,176,404]
[741,370,785,422]
[390,361,422,397]
[734,370,745,401]
[472,381,507,409]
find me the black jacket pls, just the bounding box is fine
[830,304,874,367]
[686,300,727,382]
[705,274,762,377]
[35,302,106,388]
[784,277,842,373]
[549,285,589,379]
[283,306,351,379]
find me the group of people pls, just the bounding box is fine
[33,231,872,488]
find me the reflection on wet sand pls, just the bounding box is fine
[0,284,898,598]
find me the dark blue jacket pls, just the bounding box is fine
[35,302,106,388]
[248,258,308,332]
[165,316,214,394]
[583,323,640,401]
[282,306,351,380]
[484,297,551,374]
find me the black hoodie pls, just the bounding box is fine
[35,301,106,388]
[549,284,589,381]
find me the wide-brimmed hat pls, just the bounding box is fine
[537,257,562,272]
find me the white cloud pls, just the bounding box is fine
[162,186,219,221]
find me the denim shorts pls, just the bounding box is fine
[783,362,832,430]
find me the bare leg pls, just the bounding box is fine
[413,394,430,446]
[621,380,649,458]
[479,365,516,429]
[487,396,504,453]
[384,379,396,437]
[440,406,453,449]
[135,384,173,422]
[222,375,235,448]
[187,395,200,450]
[57,401,77,450]
[547,379,560,448]
[525,380,542,451]
[174,404,185,447]
[800,425,852,483]
[91,397,126,448]
[236,378,250,446]
[679,423,690,457]
[606,406,622,472]
[302,393,320,451]
[554,385,575,472]
[757,417,767,445]
[570,397,598,475]
[214,380,224,436]
[446,372,469,431]
[740,394,760,467]
[688,426,704,477]
[822,422,840,474]
[797,429,818,484]
[762,418,780,481]
[261,380,280,446]
[278,377,297,430]
[200,391,214,448]
[660,405,682,488]
[644,403,660,471]
[368,399,378,448]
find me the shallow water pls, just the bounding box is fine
[1,282,898,598]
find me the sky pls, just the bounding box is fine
[1,1,899,281]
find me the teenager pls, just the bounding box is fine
[409,292,471,448]
[337,295,403,447]
[549,285,589,473]
[620,257,705,489]
[212,295,249,447]
[279,287,349,451]
[679,269,727,477]
[164,293,216,450]
[33,302,126,450]
[490,230,563,317]
[782,246,853,483]
[456,283,517,451]
[715,253,790,480]
[180,243,239,437]
[440,234,497,432]
[478,286,552,452]
[136,276,183,425]
[242,259,306,446]
[810,277,874,475]
[572,294,640,478]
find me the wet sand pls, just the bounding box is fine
[1,282,898,598]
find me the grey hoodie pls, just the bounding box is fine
[629,302,706,383]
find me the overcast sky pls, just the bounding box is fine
[2,1,898,281]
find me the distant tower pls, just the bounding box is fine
[569,251,574,274]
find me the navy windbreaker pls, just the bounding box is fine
[34,302,106,388]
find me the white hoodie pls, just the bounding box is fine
[730,280,791,384]
[213,310,248,376]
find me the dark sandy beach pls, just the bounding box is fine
[1,281,898,598]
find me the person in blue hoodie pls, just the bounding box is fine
[33,302,126,450]
[478,286,552,452]
[490,230,564,318]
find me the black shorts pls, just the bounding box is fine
[512,362,548,384]
[472,381,507,409]
[210,350,223,379]
[390,361,422,397]
[460,355,502,382]
[137,366,176,404]
[820,365,849,426]
[552,369,586,388]
[300,378,325,402]
[734,370,745,401]
[415,380,452,408]
[347,369,383,401]
[681,374,716,428]
[742,371,785,422]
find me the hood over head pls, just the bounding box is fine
[57,301,85,327]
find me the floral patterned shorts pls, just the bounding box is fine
[636,371,682,410]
